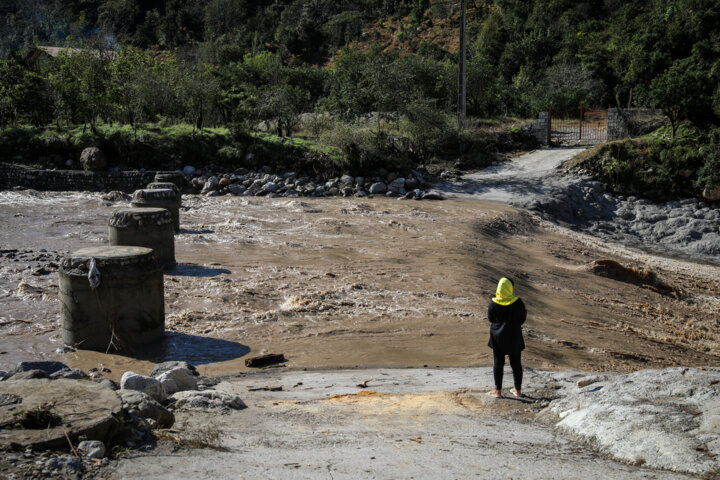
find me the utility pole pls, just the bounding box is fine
[457,0,467,131]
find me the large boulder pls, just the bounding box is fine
[119,390,174,428]
[120,372,166,403]
[702,185,720,202]
[547,367,720,475]
[79,147,107,171]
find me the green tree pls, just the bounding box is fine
[649,56,715,137]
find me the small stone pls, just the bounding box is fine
[50,368,88,380]
[421,190,444,200]
[369,182,387,194]
[119,390,174,428]
[172,390,247,410]
[228,184,245,195]
[121,371,166,403]
[156,367,198,395]
[77,440,106,459]
[183,165,196,176]
[45,456,83,474]
[54,346,76,354]
[151,361,198,378]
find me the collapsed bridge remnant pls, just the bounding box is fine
[109,208,176,268]
[59,246,165,351]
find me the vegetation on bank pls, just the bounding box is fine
[0,117,537,176]
[0,0,718,190]
[565,124,720,202]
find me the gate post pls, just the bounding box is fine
[579,105,584,140]
[547,107,552,144]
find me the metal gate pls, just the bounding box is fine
[548,106,608,145]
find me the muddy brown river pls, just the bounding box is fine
[1,191,719,380]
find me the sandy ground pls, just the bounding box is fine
[102,367,699,480]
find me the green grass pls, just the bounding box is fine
[1,116,539,176]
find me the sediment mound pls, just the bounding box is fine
[588,259,677,295]
[474,210,540,237]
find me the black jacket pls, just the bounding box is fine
[487,299,526,354]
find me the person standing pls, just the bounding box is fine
[487,277,526,398]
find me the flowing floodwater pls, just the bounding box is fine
[1,190,719,380]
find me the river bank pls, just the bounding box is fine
[440,148,720,265]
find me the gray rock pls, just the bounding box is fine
[369,182,387,194]
[11,361,68,376]
[7,369,50,380]
[172,390,247,410]
[45,455,83,474]
[50,368,88,380]
[548,367,720,475]
[404,177,419,190]
[157,367,198,395]
[151,361,198,378]
[196,376,221,390]
[262,182,278,193]
[202,176,219,193]
[390,177,405,188]
[79,147,107,171]
[228,184,245,195]
[77,440,106,459]
[119,390,175,428]
[421,190,444,200]
[411,170,425,184]
[120,371,166,403]
[183,165,196,176]
[97,378,119,390]
[703,185,720,202]
[340,175,354,184]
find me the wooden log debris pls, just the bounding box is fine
[244,353,286,368]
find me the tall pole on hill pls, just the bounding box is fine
[457,0,467,131]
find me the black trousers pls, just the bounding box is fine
[492,350,523,390]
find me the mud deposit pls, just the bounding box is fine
[0,191,719,378]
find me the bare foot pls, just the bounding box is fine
[487,389,502,398]
[510,388,522,397]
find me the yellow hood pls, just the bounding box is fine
[492,277,518,306]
